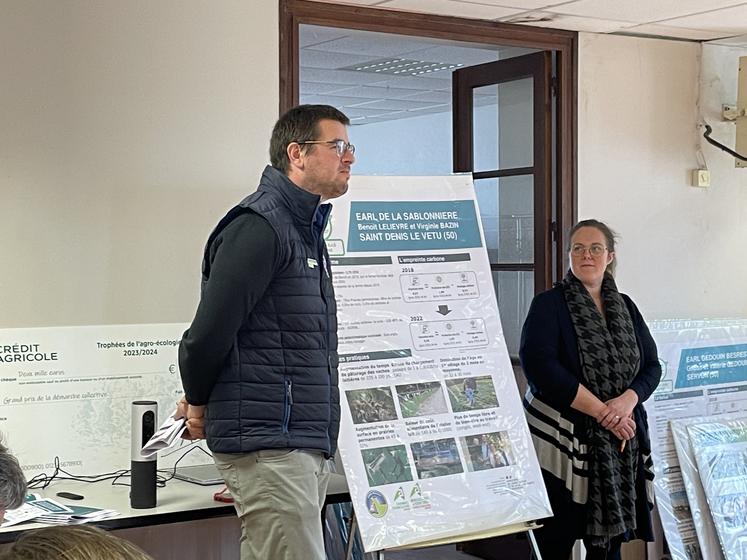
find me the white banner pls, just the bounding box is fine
[0,323,200,476]
[646,319,747,560]
[671,416,728,560]
[688,417,747,560]
[328,175,551,552]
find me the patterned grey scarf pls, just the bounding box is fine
[562,271,640,547]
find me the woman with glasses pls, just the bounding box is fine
[520,219,661,560]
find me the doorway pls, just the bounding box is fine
[280,0,576,358]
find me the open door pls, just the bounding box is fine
[453,51,554,357]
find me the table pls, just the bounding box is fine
[0,472,350,544]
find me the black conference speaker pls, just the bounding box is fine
[130,400,157,509]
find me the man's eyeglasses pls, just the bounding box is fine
[570,244,607,257]
[296,139,355,157]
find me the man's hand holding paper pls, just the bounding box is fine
[176,396,206,441]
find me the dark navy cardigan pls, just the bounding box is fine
[519,284,661,542]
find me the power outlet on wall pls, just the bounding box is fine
[691,169,710,188]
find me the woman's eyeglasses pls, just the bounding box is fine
[570,244,607,257]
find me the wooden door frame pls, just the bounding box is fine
[452,52,552,294]
[279,0,577,290]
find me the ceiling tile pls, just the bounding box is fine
[301,82,357,95]
[501,11,629,32]
[299,26,351,49]
[334,106,398,118]
[398,90,453,103]
[300,49,376,70]
[303,28,438,57]
[708,33,747,47]
[622,23,736,41]
[315,0,388,4]
[411,44,502,65]
[300,67,390,86]
[302,94,398,107]
[378,0,523,19]
[373,74,454,91]
[331,85,431,99]
[544,0,747,25]
[352,98,447,111]
[660,4,747,35]
[458,0,576,8]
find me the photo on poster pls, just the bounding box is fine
[361,445,413,487]
[444,375,498,412]
[394,381,448,418]
[670,490,692,522]
[713,492,747,531]
[707,449,747,479]
[410,438,463,479]
[345,387,398,424]
[459,431,514,472]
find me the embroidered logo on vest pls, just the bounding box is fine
[307,258,318,268]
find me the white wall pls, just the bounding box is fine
[4,6,744,329]
[578,33,747,319]
[0,0,278,328]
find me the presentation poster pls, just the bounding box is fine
[645,320,747,560]
[688,418,747,560]
[670,417,725,560]
[328,175,551,551]
[0,323,198,476]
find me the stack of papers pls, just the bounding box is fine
[0,495,118,528]
[1,501,48,528]
[140,408,187,458]
[36,504,118,525]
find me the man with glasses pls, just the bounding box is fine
[178,105,355,560]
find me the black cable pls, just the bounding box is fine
[26,445,214,490]
[27,457,129,490]
[703,123,747,161]
[157,443,213,483]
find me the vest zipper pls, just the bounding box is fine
[282,378,293,434]
[316,206,334,448]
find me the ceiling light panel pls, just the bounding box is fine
[340,57,464,76]
[301,49,374,70]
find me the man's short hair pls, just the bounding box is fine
[270,104,350,172]
[0,437,27,511]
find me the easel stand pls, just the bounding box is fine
[527,529,543,560]
[342,509,543,560]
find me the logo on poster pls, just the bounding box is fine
[365,490,388,518]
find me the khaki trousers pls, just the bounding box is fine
[213,449,331,560]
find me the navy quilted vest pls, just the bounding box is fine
[202,166,339,456]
